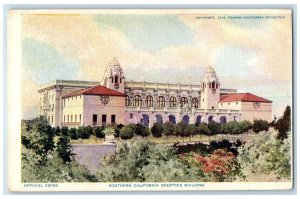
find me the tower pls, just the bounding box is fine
[200,66,220,109]
[103,57,126,93]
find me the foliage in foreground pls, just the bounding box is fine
[21,116,95,182]
[96,139,204,182]
[237,132,291,181]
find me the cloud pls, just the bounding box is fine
[21,11,292,118]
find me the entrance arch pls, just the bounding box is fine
[196,115,202,125]
[220,116,227,124]
[208,115,214,123]
[169,115,176,124]
[141,114,150,127]
[155,114,163,124]
[182,115,190,124]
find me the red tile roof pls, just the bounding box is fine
[63,85,125,98]
[219,93,272,103]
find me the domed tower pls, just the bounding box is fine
[102,57,126,93]
[200,66,220,109]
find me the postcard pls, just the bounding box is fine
[7,9,293,191]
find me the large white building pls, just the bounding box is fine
[38,58,272,128]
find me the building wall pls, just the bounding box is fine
[62,95,84,127]
[218,101,242,110]
[240,102,272,122]
[82,95,125,126]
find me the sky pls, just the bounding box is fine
[20,9,292,119]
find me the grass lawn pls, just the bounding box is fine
[70,133,260,145]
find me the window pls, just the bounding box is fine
[216,84,219,89]
[75,115,77,122]
[51,116,53,123]
[228,103,230,105]
[79,114,81,122]
[67,115,69,122]
[145,95,153,107]
[115,76,118,83]
[111,78,113,83]
[120,78,122,83]
[191,98,199,108]
[236,102,238,105]
[180,97,188,107]
[130,113,133,119]
[203,98,204,102]
[133,95,142,107]
[71,115,73,122]
[102,114,107,125]
[169,96,176,108]
[209,83,211,89]
[157,96,165,108]
[212,82,215,89]
[93,114,98,123]
[125,95,130,106]
[111,115,116,124]
[221,103,223,106]
[64,115,65,122]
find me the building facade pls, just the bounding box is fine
[38,58,272,128]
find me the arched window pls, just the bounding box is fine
[115,76,118,83]
[157,96,165,108]
[169,96,176,108]
[145,95,153,107]
[191,98,199,108]
[180,97,188,107]
[134,95,142,107]
[125,95,130,106]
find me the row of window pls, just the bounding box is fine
[47,115,54,123]
[64,114,82,123]
[111,76,122,84]
[201,82,219,89]
[126,95,199,108]
[63,95,82,107]
[220,102,239,106]
[92,114,116,124]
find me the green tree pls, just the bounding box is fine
[68,127,78,140]
[174,121,187,137]
[151,122,163,138]
[275,106,291,140]
[120,125,134,140]
[208,121,221,141]
[56,135,73,163]
[141,127,151,138]
[21,116,55,166]
[162,121,174,137]
[197,123,210,142]
[252,119,269,133]
[61,126,69,136]
[185,124,197,142]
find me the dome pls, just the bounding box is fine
[105,57,125,78]
[206,65,215,73]
[201,65,219,83]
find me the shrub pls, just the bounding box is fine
[93,126,105,138]
[120,125,134,139]
[151,122,163,138]
[174,121,187,137]
[68,128,78,140]
[252,120,269,133]
[162,122,174,136]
